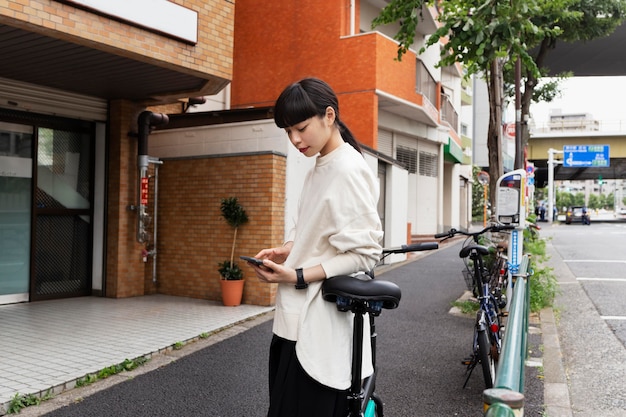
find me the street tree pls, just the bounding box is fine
[373,0,625,207]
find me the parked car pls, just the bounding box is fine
[565,206,590,225]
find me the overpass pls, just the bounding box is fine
[542,22,626,77]
[528,129,626,184]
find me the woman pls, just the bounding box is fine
[250,77,383,417]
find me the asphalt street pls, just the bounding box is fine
[541,221,626,416]
[27,243,543,417]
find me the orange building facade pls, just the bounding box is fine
[230,0,470,237]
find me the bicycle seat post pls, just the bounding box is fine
[349,302,366,416]
[321,275,402,417]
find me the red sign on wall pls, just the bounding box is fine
[141,177,149,205]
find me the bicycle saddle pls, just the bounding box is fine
[459,245,490,258]
[322,275,401,310]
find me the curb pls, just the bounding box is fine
[540,307,573,417]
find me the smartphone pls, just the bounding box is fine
[239,256,265,267]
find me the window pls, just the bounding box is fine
[419,151,438,177]
[396,145,417,174]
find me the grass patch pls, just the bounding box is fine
[7,390,53,414]
[452,299,479,315]
[75,356,149,388]
[524,220,559,312]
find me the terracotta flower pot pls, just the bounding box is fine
[220,279,245,306]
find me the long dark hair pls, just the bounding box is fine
[273,78,362,154]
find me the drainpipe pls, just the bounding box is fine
[136,111,168,243]
[150,161,161,283]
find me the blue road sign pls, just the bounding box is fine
[563,145,610,168]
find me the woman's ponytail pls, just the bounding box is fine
[336,118,362,154]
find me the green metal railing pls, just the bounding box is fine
[483,254,531,416]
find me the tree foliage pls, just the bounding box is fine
[373,0,625,207]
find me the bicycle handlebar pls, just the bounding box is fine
[434,224,515,240]
[382,242,439,254]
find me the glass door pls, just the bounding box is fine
[33,126,93,300]
[0,122,33,304]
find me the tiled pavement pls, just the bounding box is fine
[0,295,273,414]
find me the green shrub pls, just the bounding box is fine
[524,223,558,312]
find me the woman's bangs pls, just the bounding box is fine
[274,86,317,128]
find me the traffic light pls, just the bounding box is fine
[599,175,603,185]
[534,167,548,188]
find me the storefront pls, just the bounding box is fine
[0,103,107,305]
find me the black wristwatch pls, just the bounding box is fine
[295,268,308,290]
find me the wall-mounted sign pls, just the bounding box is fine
[140,177,149,205]
[58,0,198,44]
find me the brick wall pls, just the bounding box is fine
[2,0,233,81]
[155,153,285,306]
[106,100,149,298]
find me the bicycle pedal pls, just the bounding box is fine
[461,358,472,365]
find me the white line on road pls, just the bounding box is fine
[601,316,626,320]
[564,260,626,263]
[577,278,626,282]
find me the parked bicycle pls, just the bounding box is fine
[435,225,514,388]
[322,242,438,417]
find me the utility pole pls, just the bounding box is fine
[548,148,563,223]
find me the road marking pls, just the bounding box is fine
[601,316,626,320]
[577,278,626,282]
[564,260,626,263]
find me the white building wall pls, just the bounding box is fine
[150,120,310,243]
[149,120,412,250]
[443,162,461,231]
[473,76,490,168]
[384,164,409,263]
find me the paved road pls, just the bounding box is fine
[542,221,626,416]
[27,243,543,417]
[547,221,626,346]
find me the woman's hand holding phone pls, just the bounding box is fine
[239,256,265,267]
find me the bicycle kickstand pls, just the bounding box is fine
[462,356,477,389]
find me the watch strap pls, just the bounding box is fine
[295,268,308,290]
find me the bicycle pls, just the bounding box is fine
[321,241,438,417]
[434,225,514,389]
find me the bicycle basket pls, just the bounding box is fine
[461,268,474,291]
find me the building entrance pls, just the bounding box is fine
[0,121,33,304]
[0,110,95,304]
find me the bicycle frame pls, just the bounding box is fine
[435,225,513,389]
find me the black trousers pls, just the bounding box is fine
[267,335,349,417]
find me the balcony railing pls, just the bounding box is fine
[416,60,437,106]
[441,94,458,131]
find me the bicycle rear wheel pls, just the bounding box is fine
[477,329,496,388]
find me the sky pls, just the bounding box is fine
[524,76,626,131]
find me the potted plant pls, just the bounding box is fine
[218,197,249,306]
